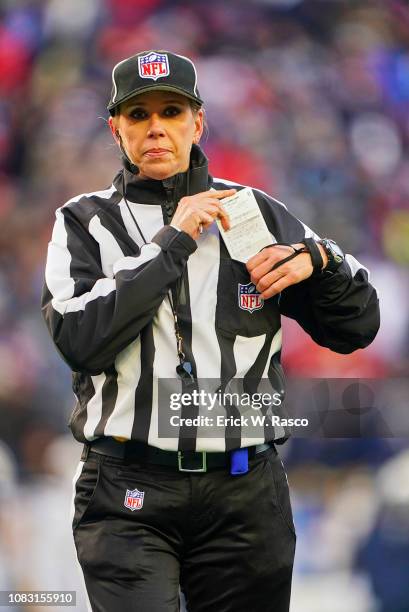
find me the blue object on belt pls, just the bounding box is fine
[230,448,249,475]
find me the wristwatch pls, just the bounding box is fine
[318,238,345,273]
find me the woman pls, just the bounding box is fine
[42,50,379,611]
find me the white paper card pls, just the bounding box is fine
[216,187,273,263]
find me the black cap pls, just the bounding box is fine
[107,50,203,115]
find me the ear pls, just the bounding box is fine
[108,116,120,143]
[193,109,204,144]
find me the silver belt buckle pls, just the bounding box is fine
[178,450,207,473]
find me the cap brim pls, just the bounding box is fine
[108,84,203,112]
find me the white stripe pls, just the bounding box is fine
[302,222,320,240]
[189,228,223,451]
[88,215,124,278]
[148,376,180,452]
[117,200,164,245]
[83,374,106,441]
[52,235,161,316]
[148,299,181,451]
[261,328,282,378]
[62,185,116,208]
[113,243,161,275]
[111,57,131,104]
[64,277,116,314]
[345,253,369,277]
[104,338,142,438]
[233,333,267,379]
[46,209,75,315]
[195,436,227,453]
[175,52,199,97]
[47,186,117,315]
[188,228,221,379]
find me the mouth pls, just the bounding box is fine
[144,148,172,158]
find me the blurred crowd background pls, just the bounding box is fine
[0,0,409,610]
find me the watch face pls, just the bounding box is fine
[328,240,344,259]
[322,239,344,269]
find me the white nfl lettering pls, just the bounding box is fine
[138,52,170,81]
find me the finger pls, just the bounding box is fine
[260,275,296,299]
[247,244,295,274]
[199,211,215,226]
[250,259,279,285]
[255,269,285,294]
[246,249,272,272]
[199,203,229,219]
[215,204,230,230]
[221,215,230,231]
[213,189,237,199]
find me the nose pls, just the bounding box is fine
[147,113,166,138]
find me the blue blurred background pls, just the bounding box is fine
[0,0,409,610]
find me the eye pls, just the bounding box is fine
[129,108,148,120]
[164,105,182,117]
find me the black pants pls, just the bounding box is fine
[72,445,296,612]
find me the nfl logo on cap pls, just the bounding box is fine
[138,52,170,81]
[238,282,264,313]
[124,488,145,511]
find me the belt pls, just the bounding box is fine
[82,437,276,473]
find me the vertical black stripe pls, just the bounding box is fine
[244,333,277,443]
[215,329,242,451]
[94,366,119,436]
[69,373,95,443]
[243,332,273,389]
[131,324,155,443]
[268,351,290,441]
[63,209,102,298]
[215,238,242,450]
[176,272,200,452]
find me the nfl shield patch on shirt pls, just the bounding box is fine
[124,488,145,511]
[138,52,170,80]
[238,282,264,313]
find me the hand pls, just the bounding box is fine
[246,242,328,299]
[171,189,235,240]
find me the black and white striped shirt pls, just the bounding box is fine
[42,146,380,451]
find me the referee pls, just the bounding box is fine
[42,50,380,611]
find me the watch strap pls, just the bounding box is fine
[301,237,324,275]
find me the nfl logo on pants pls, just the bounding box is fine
[124,488,145,511]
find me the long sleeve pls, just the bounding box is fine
[255,190,380,353]
[279,256,380,353]
[42,205,196,374]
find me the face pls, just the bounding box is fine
[109,90,203,180]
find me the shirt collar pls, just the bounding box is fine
[113,144,212,205]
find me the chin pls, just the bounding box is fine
[141,161,182,181]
